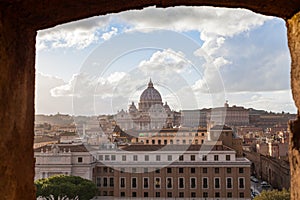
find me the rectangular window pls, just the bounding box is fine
[122,155,126,161]
[155,192,160,197]
[226,155,231,161]
[202,155,207,161]
[215,168,219,174]
[191,168,196,173]
[214,177,220,189]
[155,168,160,173]
[167,192,172,197]
[111,155,116,161]
[215,192,220,198]
[120,177,125,188]
[132,168,137,173]
[179,177,184,188]
[105,155,110,160]
[203,177,208,189]
[240,192,245,198]
[120,168,125,173]
[190,177,196,189]
[203,167,208,173]
[166,177,173,189]
[109,177,114,187]
[168,155,172,161]
[103,177,108,187]
[144,192,148,197]
[179,168,184,173]
[145,155,149,161]
[179,155,184,161]
[214,155,219,161]
[96,177,101,187]
[132,192,136,197]
[227,167,232,173]
[132,177,137,188]
[78,157,83,163]
[99,155,103,160]
[167,168,172,173]
[226,177,232,189]
[203,192,208,198]
[143,177,149,189]
[120,192,125,197]
[144,168,148,173]
[239,178,245,189]
[190,155,196,161]
[227,192,232,198]
[104,167,108,173]
[179,192,184,197]
[191,192,196,197]
[133,155,138,161]
[155,177,161,188]
[156,155,161,161]
[239,167,244,173]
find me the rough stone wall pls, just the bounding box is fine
[1,1,300,200]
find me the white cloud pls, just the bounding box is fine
[101,27,118,40]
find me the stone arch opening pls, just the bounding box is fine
[1,1,300,200]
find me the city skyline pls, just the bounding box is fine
[35,6,296,115]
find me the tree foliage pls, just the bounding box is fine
[35,175,98,200]
[254,189,290,200]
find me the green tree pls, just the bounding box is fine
[254,189,290,200]
[35,175,98,200]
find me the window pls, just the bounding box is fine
[179,155,184,161]
[215,168,219,174]
[202,155,207,161]
[105,155,110,160]
[144,168,148,173]
[120,168,125,173]
[96,177,101,187]
[103,177,108,187]
[191,168,196,173]
[143,177,149,188]
[182,139,186,144]
[145,155,149,161]
[190,177,196,188]
[166,177,172,188]
[215,192,220,198]
[103,191,107,196]
[167,155,172,161]
[226,177,232,189]
[132,192,136,197]
[179,177,184,188]
[156,155,161,161]
[99,155,103,160]
[214,177,220,189]
[179,168,184,173]
[132,177,137,188]
[170,139,173,144]
[239,178,245,189]
[191,192,196,197]
[109,177,114,187]
[152,139,155,144]
[133,155,138,161]
[203,192,208,198]
[239,192,244,198]
[239,167,244,173]
[226,155,231,161]
[122,155,126,161]
[155,192,160,197]
[109,168,114,173]
[189,139,192,144]
[164,139,167,144]
[109,191,113,196]
[104,167,108,173]
[78,157,83,163]
[144,192,148,197]
[190,155,196,161]
[146,139,149,144]
[120,177,125,188]
[203,177,208,189]
[227,192,232,198]
[155,177,161,188]
[120,192,125,197]
[132,168,137,173]
[158,140,161,144]
[227,167,232,173]
[214,155,219,161]
[167,192,172,197]
[195,139,198,144]
[167,168,172,173]
[203,167,207,173]
[155,168,160,173]
[179,192,184,197]
[111,155,116,161]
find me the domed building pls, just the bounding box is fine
[115,79,180,130]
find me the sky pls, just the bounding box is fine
[35,6,296,115]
